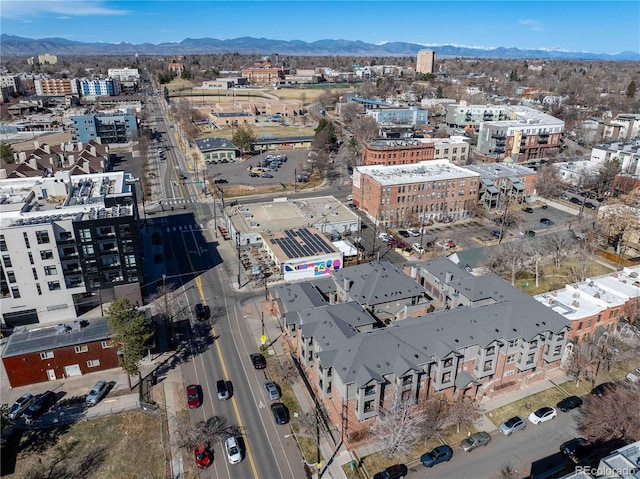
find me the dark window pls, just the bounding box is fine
[23,232,30,248]
[2,255,11,268]
[40,250,54,260]
[36,231,50,244]
[11,286,20,298]
[47,281,61,291]
[0,235,6,252]
[7,271,16,283]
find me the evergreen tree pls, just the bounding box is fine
[232,126,256,154]
[0,143,15,163]
[626,80,637,98]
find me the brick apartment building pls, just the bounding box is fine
[269,259,569,445]
[352,160,480,228]
[361,138,435,166]
[34,78,80,96]
[241,66,290,85]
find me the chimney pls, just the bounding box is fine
[445,271,453,283]
[343,277,351,292]
[89,145,97,156]
[33,140,40,149]
[329,292,336,305]
[43,144,51,153]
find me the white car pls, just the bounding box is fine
[406,229,420,237]
[225,436,242,464]
[378,232,391,242]
[412,243,425,254]
[528,406,557,425]
[346,194,353,201]
[626,367,640,383]
[8,393,35,420]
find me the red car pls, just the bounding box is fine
[447,239,456,248]
[194,443,212,469]
[186,384,201,409]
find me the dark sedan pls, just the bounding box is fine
[373,464,408,479]
[591,382,616,397]
[420,445,453,467]
[556,395,583,412]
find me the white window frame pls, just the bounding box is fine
[74,345,88,353]
[40,351,54,360]
[87,359,100,368]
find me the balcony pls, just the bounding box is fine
[491,134,506,140]
[56,237,76,245]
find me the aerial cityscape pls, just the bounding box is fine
[0,2,639,479]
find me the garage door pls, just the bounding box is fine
[64,364,82,377]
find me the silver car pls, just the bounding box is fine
[459,431,491,452]
[86,380,108,406]
[8,393,35,420]
[264,381,280,400]
[499,415,527,436]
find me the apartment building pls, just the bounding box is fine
[361,138,435,166]
[432,137,471,165]
[70,112,138,144]
[416,50,436,74]
[476,105,564,162]
[0,171,143,327]
[366,107,428,126]
[464,162,537,210]
[34,78,80,96]
[591,139,640,177]
[270,259,569,444]
[602,113,640,142]
[534,265,640,343]
[79,78,119,97]
[352,160,480,227]
[107,68,140,80]
[446,103,512,128]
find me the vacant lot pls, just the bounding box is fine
[514,259,614,295]
[2,411,166,479]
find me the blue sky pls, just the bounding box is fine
[2,1,639,54]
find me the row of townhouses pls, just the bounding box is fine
[269,259,570,444]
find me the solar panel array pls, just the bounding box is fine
[270,228,335,259]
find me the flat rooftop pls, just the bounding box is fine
[264,227,340,261]
[535,288,604,321]
[355,159,480,186]
[225,196,359,235]
[465,162,536,178]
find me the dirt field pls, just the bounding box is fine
[1,411,167,479]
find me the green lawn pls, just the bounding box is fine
[515,260,615,295]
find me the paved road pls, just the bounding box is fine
[407,410,581,479]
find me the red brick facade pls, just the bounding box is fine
[361,140,435,166]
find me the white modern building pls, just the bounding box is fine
[107,68,140,80]
[591,139,640,177]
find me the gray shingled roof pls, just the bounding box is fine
[271,282,328,314]
[328,300,568,385]
[332,261,428,306]
[417,257,475,283]
[2,319,110,357]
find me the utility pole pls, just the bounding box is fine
[236,232,241,286]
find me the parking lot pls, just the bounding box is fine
[205,149,313,187]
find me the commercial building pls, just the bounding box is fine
[70,112,138,144]
[34,78,80,96]
[0,171,143,327]
[464,162,536,210]
[270,258,569,443]
[361,137,471,167]
[1,318,119,387]
[352,160,480,227]
[194,137,238,163]
[475,105,564,162]
[241,66,289,85]
[416,50,436,74]
[224,196,360,246]
[262,227,343,281]
[79,78,119,97]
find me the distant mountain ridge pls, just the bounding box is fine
[1,34,638,61]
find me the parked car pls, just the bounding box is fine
[585,202,597,210]
[23,391,56,423]
[250,353,266,369]
[261,173,273,178]
[447,239,456,248]
[406,229,420,237]
[378,232,391,242]
[570,197,583,206]
[216,380,230,400]
[591,382,616,397]
[560,437,588,461]
[626,367,640,383]
[8,393,35,420]
[528,406,557,424]
[346,195,353,201]
[491,230,503,239]
[420,445,453,467]
[186,384,201,409]
[523,207,534,213]
[214,178,228,184]
[540,218,555,226]
[398,230,410,238]
[270,402,289,425]
[264,381,281,400]
[412,243,425,254]
[499,415,527,436]
[194,443,212,469]
[556,395,583,412]
[460,431,491,452]
[373,463,408,479]
[85,380,109,406]
[225,436,242,464]
[195,303,209,321]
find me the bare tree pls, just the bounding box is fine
[577,386,640,443]
[371,385,427,458]
[350,116,379,146]
[535,164,565,198]
[543,232,574,268]
[146,282,182,324]
[446,396,482,433]
[340,101,363,127]
[598,189,640,256]
[176,414,241,451]
[486,241,527,286]
[420,398,450,442]
[274,355,299,385]
[566,340,599,387]
[497,463,519,479]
